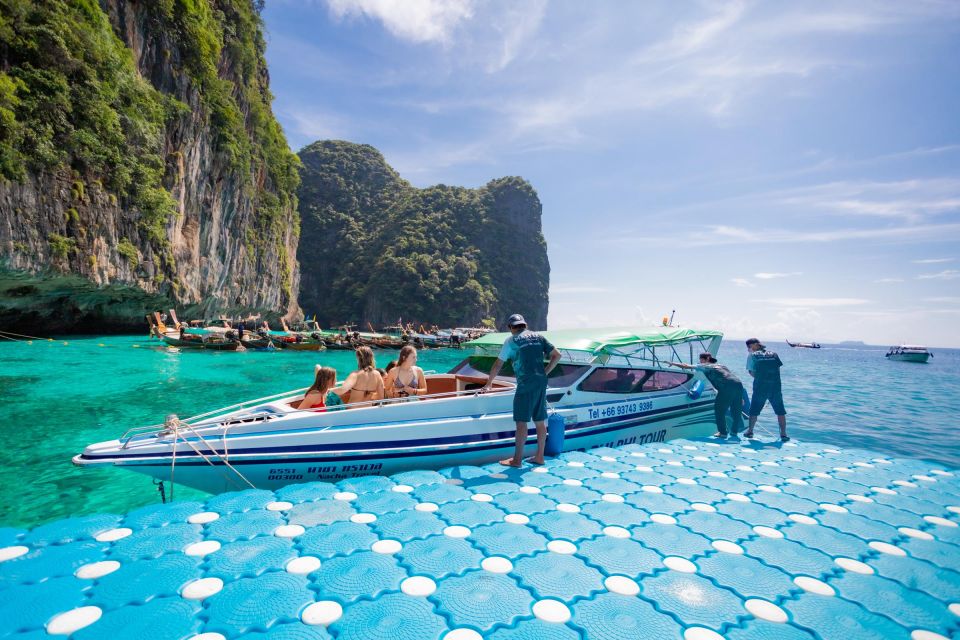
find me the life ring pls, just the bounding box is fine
[687,380,705,399]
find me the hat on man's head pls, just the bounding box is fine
[507,313,527,328]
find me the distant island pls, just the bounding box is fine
[296,141,548,330]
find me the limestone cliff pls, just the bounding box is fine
[297,140,549,330]
[0,0,300,332]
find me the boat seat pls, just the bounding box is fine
[425,375,458,396]
[424,374,512,397]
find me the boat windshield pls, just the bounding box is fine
[448,356,590,388]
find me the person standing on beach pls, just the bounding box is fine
[668,353,745,439]
[482,314,562,467]
[744,338,789,441]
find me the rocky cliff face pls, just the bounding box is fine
[0,0,300,332]
[297,140,549,329]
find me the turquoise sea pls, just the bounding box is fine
[1,335,957,528]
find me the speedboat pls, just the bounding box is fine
[886,345,932,363]
[74,327,724,494]
[148,310,243,350]
[786,339,821,349]
[159,327,241,350]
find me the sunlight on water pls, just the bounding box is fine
[1,335,957,528]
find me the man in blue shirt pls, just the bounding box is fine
[483,314,562,467]
[744,338,789,441]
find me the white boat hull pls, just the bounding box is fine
[886,353,930,363]
[76,327,730,495]
[75,391,718,494]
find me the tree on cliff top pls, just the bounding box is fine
[297,140,549,329]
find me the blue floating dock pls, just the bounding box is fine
[1,438,959,639]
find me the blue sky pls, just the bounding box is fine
[263,1,960,347]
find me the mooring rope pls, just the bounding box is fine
[163,415,257,497]
[0,329,53,341]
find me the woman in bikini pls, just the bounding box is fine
[340,346,384,404]
[384,345,428,399]
[300,365,345,411]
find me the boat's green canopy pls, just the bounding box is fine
[466,327,723,357]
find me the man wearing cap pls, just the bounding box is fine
[744,338,789,441]
[482,314,562,467]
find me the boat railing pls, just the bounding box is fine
[183,387,310,422]
[300,384,516,414]
[118,386,310,447]
[117,382,519,446]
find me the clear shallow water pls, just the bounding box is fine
[0,335,957,528]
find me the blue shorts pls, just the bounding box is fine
[513,382,548,423]
[749,382,786,417]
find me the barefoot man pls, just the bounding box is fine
[482,314,562,467]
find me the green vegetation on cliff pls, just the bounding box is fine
[0,0,298,270]
[297,140,549,329]
[146,0,300,233]
[0,0,178,243]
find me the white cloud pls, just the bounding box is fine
[387,1,940,146]
[325,0,475,44]
[319,0,546,70]
[759,298,871,307]
[636,0,747,63]
[486,3,959,141]
[772,178,960,222]
[874,277,904,283]
[731,278,755,288]
[550,284,612,295]
[386,139,499,178]
[924,296,960,304]
[633,306,655,327]
[754,272,802,280]
[917,269,960,280]
[631,178,960,227]
[279,105,352,146]
[674,222,960,246]
[483,1,548,72]
[912,257,954,264]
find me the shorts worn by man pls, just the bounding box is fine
[744,338,789,441]
[483,314,562,468]
[499,329,556,422]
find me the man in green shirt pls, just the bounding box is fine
[482,314,562,467]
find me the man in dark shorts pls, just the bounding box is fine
[744,338,789,441]
[482,314,562,467]
[668,353,745,438]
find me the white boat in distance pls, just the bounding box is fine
[74,327,723,494]
[886,345,932,363]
